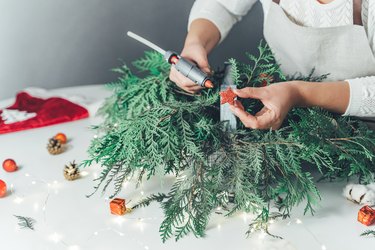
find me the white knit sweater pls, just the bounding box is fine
[189,0,375,117]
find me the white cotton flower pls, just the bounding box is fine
[342,183,355,201]
[350,184,369,203]
[361,190,375,205]
[343,183,370,203]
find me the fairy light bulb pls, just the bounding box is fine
[80,171,89,177]
[137,218,145,232]
[113,216,125,226]
[67,245,80,250]
[49,232,63,243]
[13,197,24,204]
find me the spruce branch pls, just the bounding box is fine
[14,215,36,230]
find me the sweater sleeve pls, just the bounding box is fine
[343,1,375,117]
[188,0,258,43]
[343,76,375,117]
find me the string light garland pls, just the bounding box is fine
[7,167,168,249]
[10,165,275,248]
[5,157,335,250]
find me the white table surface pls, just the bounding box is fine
[0,85,373,250]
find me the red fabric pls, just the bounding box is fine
[0,92,89,134]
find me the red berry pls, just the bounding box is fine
[0,180,7,198]
[259,73,274,87]
[54,133,67,144]
[2,159,17,172]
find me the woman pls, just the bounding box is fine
[169,0,375,130]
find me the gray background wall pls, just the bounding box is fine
[0,0,263,100]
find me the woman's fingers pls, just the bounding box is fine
[187,85,204,93]
[255,106,268,117]
[229,102,259,128]
[233,87,265,99]
[228,83,296,130]
[169,42,211,94]
[169,68,195,87]
[185,54,211,74]
[170,68,200,94]
[233,100,245,110]
[169,67,206,94]
[229,101,276,130]
[257,110,276,129]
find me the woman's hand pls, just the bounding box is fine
[169,42,211,94]
[169,19,220,94]
[229,80,350,130]
[229,81,301,130]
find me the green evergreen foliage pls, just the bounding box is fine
[83,42,375,241]
[361,229,375,237]
[14,215,36,230]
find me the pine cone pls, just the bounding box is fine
[63,161,80,181]
[47,138,64,155]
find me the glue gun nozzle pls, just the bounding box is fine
[204,80,214,89]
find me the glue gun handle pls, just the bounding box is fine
[164,51,213,88]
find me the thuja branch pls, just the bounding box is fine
[85,46,375,242]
